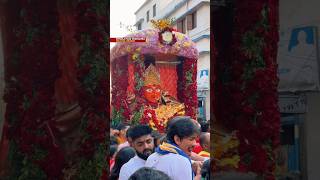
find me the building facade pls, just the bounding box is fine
[134,0,210,121]
[277,0,320,179]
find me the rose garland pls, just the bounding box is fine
[4,0,63,179]
[74,0,108,179]
[141,109,165,133]
[181,58,198,119]
[216,1,279,179]
[130,51,145,125]
[111,55,129,126]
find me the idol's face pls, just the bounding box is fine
[143,85,162,103]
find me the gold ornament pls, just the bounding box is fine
[143,64,161,86]
[150,18,175,31]
[154,103,185,126]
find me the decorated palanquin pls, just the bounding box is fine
[110,19,198,132]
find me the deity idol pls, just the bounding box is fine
[139,63,185,132]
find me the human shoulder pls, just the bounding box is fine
[146,152,190,167]
[120,156,145,180]
[168,153,191,170]
[164,154,192,180]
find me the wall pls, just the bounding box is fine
[279,0,320,179]
[195,38,210,52]
[197,52,210,120]
[135,0,158,29]
[188,4,210,39]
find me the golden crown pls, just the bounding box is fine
[150,18,174,31]
[143,64,161,86]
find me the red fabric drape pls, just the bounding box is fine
[157,63,178,99]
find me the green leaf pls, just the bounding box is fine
[18,156,47,180]
[111,108,124,127]
[131,107,143,125]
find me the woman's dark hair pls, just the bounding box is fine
[110,147,136,180]
[128,167,171,180]
[201,159,211,180]
[128,125,153,142]
[166,116,200,144]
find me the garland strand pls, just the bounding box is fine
[75,0,108,179]
[216,1,280,179]
[4,0,62,179]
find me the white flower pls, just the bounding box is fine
[162,31,173,43]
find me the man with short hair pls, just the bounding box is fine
[119,125,155,180]
[200,121,210,133]
[198,132,210,158]
[145,116,202,180]
[128,167,171,180]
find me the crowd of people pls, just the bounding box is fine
[110,116,211,180]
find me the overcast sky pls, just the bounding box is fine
[110,0,146,48]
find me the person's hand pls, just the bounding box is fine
[192,161,203,172]
[193,163,202,180]
[110,129,119,136]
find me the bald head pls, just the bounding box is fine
[199,132,210,152]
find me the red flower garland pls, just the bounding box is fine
[215,1,280,179]
[4,0,63,178]
[111,55,129,123]
[141,109,166,133]
[182,58,198,119]
[75,0,108,179]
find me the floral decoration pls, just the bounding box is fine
[74,0,108,179]
[158,27,177,46]
[215,1,280,179]
[4,0,63,179]
[3,1,108,179]
[141,109,165,133]
[111,29,198,129]
[181,58,198,119]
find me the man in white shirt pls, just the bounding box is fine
[119,125,154,180]
[145,116,202,180]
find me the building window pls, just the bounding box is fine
[137,23,141,30]
[146,11,149,22]
[192,12,197,29]
[187,11,197,30]
[177,18,185,34]
[153,4,156,17]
